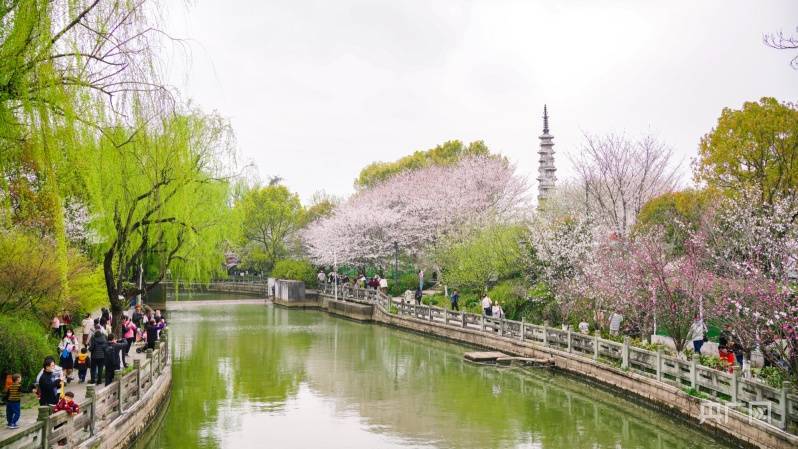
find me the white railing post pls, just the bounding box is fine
[780,381,791,430]
[566,329,572,353]
[621,337,630,370]
[730,366,738,404]
[542,321,549,347]
[656,348,662,382]
[690,353,699,388]
[593,331,600,361]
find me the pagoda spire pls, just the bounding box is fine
[537,105,556,204]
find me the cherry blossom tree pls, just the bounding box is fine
[302,156,528,267]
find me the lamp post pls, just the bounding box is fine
[334,250,338,301]
[393,241,399,289]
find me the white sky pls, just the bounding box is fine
[163,0,798,203]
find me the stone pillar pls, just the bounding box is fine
[622,337,630,370]
[730,366,738,404]
[499,318,504,337]
[593,331,600,361]
[542,321,549,347]
[461,311,466,329]
[134,359,142,401]
[146,349,154,387]
[780,381,792,430]
[86,384,96,436]
[481,315,486,332]
[656,348,663,382]
[115,369,123,412]
[690,354,699,389]
[520,318,525,342]
[566,329,572,353]
[38,405,51,449]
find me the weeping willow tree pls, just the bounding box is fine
[76,109,236,329]
[1,0,173,316]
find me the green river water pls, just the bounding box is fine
[142,298,732,449]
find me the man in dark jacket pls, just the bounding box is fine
[103,337,128,386]
[89,329,108,384]
[38,358,62,406]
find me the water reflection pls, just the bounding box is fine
[144,302,730,449]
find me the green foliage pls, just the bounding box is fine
[696,97,798,205]
[0,229,107,319]
[387,272,423,296]
[434,225,524,292]
[355,140,492,188]
[271,259,317,288]
[237,185,304,272]
[487,280,528,321]
[756,366,787,389]
[684,387,709,399]
[0,315,54,390]
[698,354,729,371]
[634,189,715,254]
[81,111,235,318]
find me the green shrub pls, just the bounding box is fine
[0,315,55,390]
[387,272,421,296]
[271,259,317,287]
[757,366,787,389]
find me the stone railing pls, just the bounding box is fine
[1,335,170,449]
[157,281,270,298]
[318,282,798,434]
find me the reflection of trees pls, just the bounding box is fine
[148,304,726,449]
[148,305,318,449]
[302,323,723,449]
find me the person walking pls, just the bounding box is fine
[450,290,460,311]
[81,313,93,348]
[492,301,505,319]
[89,328,108,384]
[4,373,21,429]
[418,270,424,291]
[688,315,708,354]
[122,316,137,367]
[609,311,623,336]
[414,288,423,305]
[481,294,493,316]
[51,315,61,338]
[59,329,77,383]
[317,270,326,285]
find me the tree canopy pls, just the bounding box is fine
[696,97,798,205]
[354,140,492,188]
[237,184,305,272]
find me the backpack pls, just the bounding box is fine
[60,347,71,359]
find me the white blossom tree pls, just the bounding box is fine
[572,134,680,237]
[302,156,528,267]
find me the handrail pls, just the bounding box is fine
[0,334,171,449]
[317,281,797,433]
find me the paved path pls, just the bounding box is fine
[0,340,148,440]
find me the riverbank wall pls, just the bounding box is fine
[274,285,797,449]
[0,339,171,449]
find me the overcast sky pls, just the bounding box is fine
[164,0,798,203]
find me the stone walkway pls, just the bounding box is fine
[0,340,148,440]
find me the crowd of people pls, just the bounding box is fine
[3,304,167,430]
[318,270,388,292]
